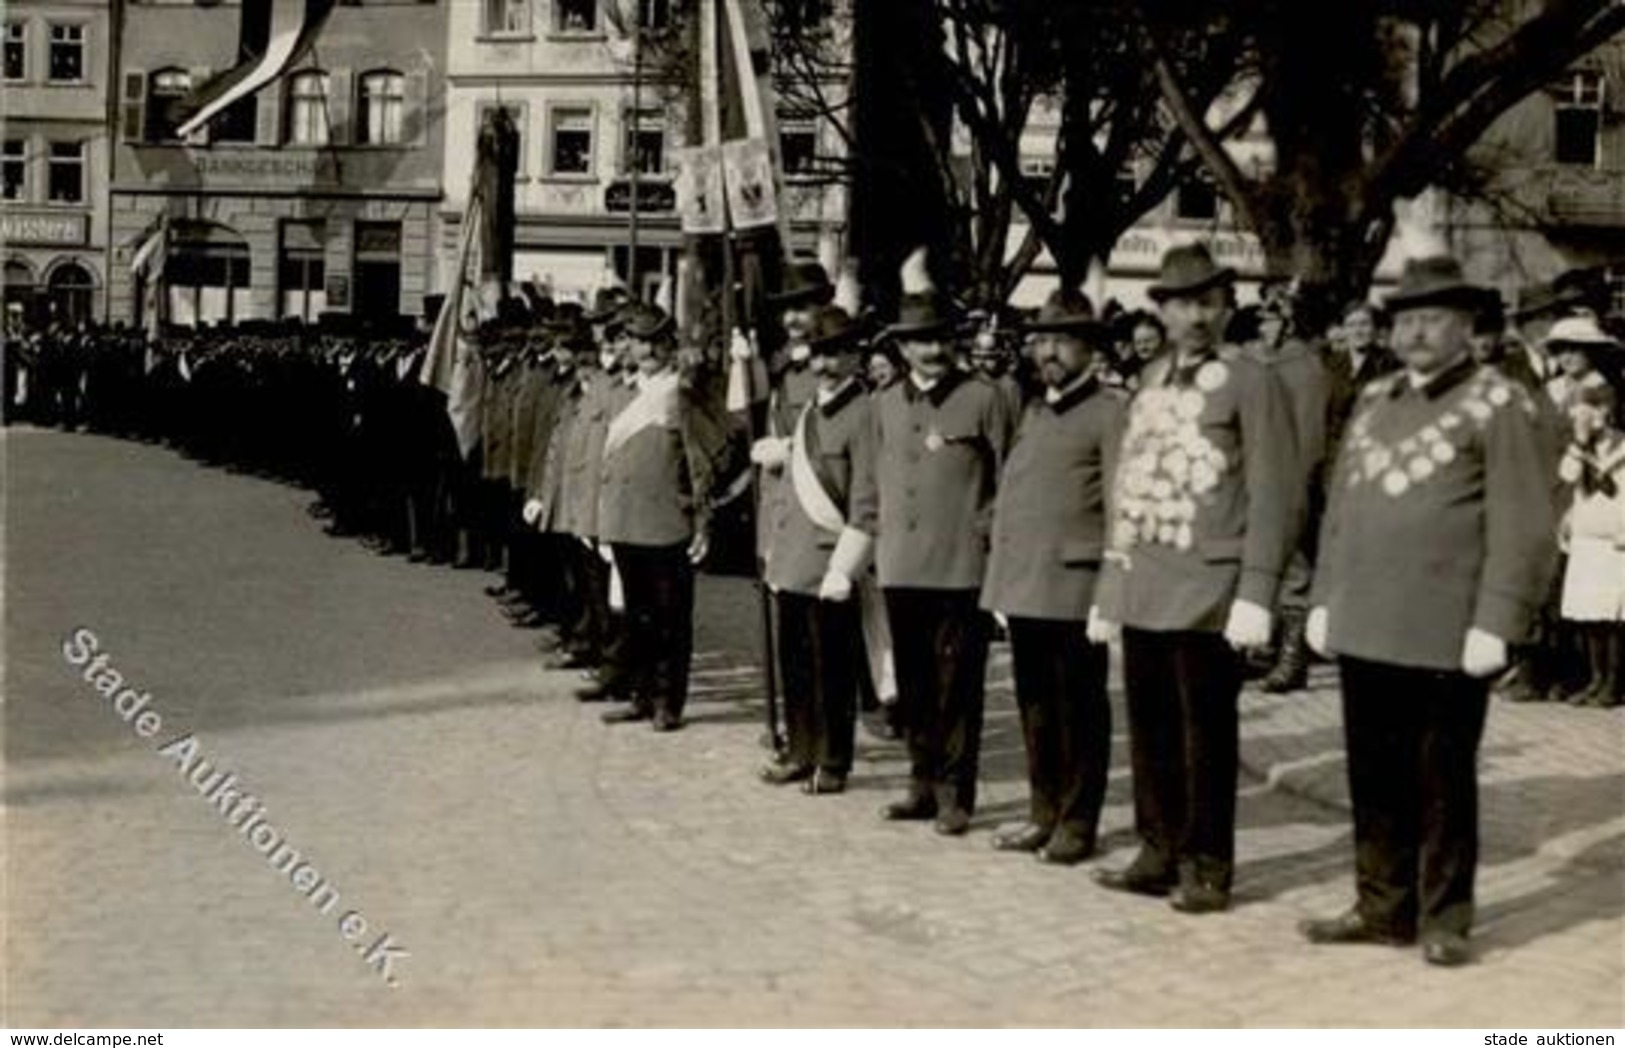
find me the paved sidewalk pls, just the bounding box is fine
[4,428,1622,1028]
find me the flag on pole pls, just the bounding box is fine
[176,0,336,139]
[130,215,169,353]
[420,192,489,460]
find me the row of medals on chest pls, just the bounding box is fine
[1346,378,1515,497]
[1113,362,1231,552]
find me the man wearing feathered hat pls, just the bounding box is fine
[757,303,880,795]
[1301,253,1560,966]
[1089,243,1303,914]
[980,287,1125,865]
[871,248,1015,837]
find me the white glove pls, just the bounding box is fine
[522,499,542,526]
[1306,606,1329,657]
[750,436,791,468]
[1085,606,1119,646]
[1224,599,1273,651]
[1461,628,1509,678]
[992,611,1009,630]
[687,531,710,566]
[818,570,853,602]
[729,329,756,362]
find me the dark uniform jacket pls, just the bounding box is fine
[480,358,519,483]
[981,378,1125,622]
[762,379,880,595]
[756,364,820,553]
[1311,359,1560,671]
[531,376,577,529]
[874,370,1014,590]
[1097,347,1302,632]
[597,371,712,548]
[562,377,633,541]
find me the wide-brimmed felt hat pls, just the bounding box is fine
[585,286,631,323]
[1022,287,1106,342]
[1147,244,1236,303]
[619,303,674,343]
[769,260,834,310]
[884,292,959,341]
[807,304,866,356]
[1384,255,1486,313]
[1544,314,1620,352]
[1510,279,1588,322]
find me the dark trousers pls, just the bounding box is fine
[1338,657,1490,938]
[884,587,990,813]
[1121,628,1241,890]
[612,542,695,718]
[1008,617,1111,839]
[775,591,862,775]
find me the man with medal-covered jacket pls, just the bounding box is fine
[1090,244,1303,914]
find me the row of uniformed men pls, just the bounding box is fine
[706,243,1557,972]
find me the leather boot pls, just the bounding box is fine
[1261,609,1310,693]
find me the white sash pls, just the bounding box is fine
[788,404,845,533]
[603,371,679,460]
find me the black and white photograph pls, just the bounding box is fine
[3,0,1624,1032]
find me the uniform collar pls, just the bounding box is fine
[1397,354,1476,401]
[817,377,862,416]
[1043,374,1097,414]
[903,367,964,406]
[1164,344,1222,386]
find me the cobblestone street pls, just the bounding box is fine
[5,428,1622,1027]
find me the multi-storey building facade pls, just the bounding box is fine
[440,0,847,304]
[2,0,111,327]
[1451,36,1625,313]
[108,0,446,328]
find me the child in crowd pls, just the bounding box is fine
[1557,378,1625,708]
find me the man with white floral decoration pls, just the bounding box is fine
[1089,243,1302,915]
[1300,253,1559,967]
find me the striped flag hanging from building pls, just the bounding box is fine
[176,0,336,140]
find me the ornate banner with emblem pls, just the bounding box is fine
[675,145,727,235]
[721,137,778,231]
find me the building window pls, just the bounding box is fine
[1554,71,1604,167]
[555,0,597,34]
[780,122,817,178]
[145,67,193,142]
[482,0,529,36]
[549,106,593,175]
[286,70,330,145]
[4,22,25,81]
[47,141,83,203]
[773,0,828,32]
[357,70,404,145]
[47,262,95,326]
[47,24,83,82]
[636,0,669,30]
[1176,173,1218,221]
[279,221,326,323]
[623,109,663,175]
[213,96,259,144]
[2,139,24,200]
